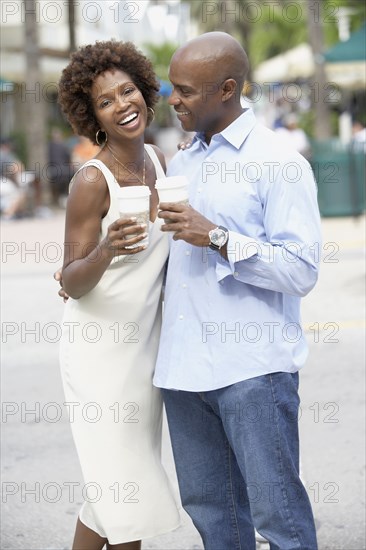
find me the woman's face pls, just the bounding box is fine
[91,69,148,142]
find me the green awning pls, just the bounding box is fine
[0,77,14,92]
[324,23,366,63]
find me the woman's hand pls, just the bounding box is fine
[102,217,147,256]
[54,269,69,302]
[177,138,193,151]
[61,164,151,299]
[55,218,147,301]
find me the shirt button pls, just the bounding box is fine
[197,187,202,193]
[234,271,239,277]
[185,250,191,256]
[182,283,187,288]
[179,315,184,320]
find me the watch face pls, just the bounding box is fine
[209,226,228,250]
[211,229,226,246]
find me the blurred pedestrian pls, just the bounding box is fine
[0,137,23,182]
[71,135,100,168]
[275,112,311,158]
[351,120,366,152]
[48,128,73,206]
[0,138,28,219]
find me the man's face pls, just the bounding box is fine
[168,54,224,137]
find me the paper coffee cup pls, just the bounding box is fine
[155,176,189,205]
[117,186,151,249]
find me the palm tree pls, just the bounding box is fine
[183,0,310,80]
[184,0,253,79]
[68,0,76,53]
[306,0,331,139]
[23,0,47,195]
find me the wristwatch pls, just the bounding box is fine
[208,225,229,251]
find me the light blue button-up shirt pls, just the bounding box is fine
[153,109,321,391]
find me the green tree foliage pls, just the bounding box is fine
[322,0,366,46]
[183,0,366,68]
[143,42,179,127]
[249,2,308,67]
[143,42,178,81]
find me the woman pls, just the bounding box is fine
[58,41,180,550]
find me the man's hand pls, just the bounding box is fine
[54,269,69,303]
[158,203,215,247]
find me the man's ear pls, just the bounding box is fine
[221,79,237,102]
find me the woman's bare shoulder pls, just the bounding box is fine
[70,163,108,195]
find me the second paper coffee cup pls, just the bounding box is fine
[155,176,189,205]
[117,186,151,249]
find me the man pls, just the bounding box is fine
[275,113,311,158]
[155,32,320,549]
[351,120,366,152]
[48,128,72,206]
[0,138,27,219]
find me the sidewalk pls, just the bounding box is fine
[1,211,365,549]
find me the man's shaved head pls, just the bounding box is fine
[168,32,249,140]
[172,32,249,90]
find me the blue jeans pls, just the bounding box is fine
[162,372,318,550]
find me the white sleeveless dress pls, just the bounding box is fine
[59,145,180,544]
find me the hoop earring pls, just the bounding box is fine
[96,129,107,146]
[147,107,155,125]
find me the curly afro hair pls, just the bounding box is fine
[58,40,160,144]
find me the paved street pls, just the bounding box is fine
[1,210,365,550]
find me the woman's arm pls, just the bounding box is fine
[62,166,146,299]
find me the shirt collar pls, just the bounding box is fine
[191,108,256,151]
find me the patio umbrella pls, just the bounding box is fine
[324,22,366,90]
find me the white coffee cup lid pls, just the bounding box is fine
[155,176,189,189]
[117,186,151,198]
